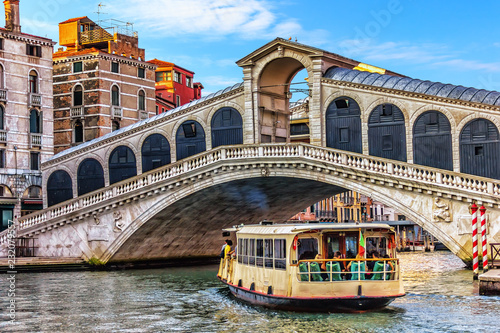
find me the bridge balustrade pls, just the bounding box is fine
[3,143,500,245]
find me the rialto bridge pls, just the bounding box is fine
[1,38,500,264]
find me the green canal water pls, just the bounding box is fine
[1,251,499,332]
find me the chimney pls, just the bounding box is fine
[4,0,21,33]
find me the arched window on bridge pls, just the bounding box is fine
[211,107,243,149]
[325,97,362,153]
[413,111,452,170]
[176,120,206,160]
[142,134,171,173]
[47,170,73,207]
[368,103,407,162]
[109,146,137,184]
[460,118,500,179]
[77,158,105,196]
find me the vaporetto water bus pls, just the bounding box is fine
[217,221,405,312]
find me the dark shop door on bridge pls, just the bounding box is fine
[325,97,362,153]
[211,107,243,148]
[142,134,171,173]
[77,158,105,196]
[368,103,407,162]
[176,120,206,160]
[413,111,452,171]
[460,118,500,179]
[47,170,73,207]
[109,146,137,185]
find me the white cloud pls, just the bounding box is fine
[105,0,297,40]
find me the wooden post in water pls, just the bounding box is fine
[480,206,488,273]
[471,203,479,279]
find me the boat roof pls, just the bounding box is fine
[224,222,393,236]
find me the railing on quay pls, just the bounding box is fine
[3,143,500,245]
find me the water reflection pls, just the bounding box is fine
[1,252,500,333]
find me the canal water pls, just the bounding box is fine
[1,251,499,333]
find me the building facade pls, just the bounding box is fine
[147,59,203,114]
[0,0,55,230]
[53,17,156,154]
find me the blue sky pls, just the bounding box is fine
[17,0,500,97]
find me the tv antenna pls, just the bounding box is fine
[95,2,107,24]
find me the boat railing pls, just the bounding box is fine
[297,258,398,282]
[217,256,235,282]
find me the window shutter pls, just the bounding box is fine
[26,44,30,55]
[40,111,43,133]
[37,46,42,57]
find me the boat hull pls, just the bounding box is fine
[222,279,403,312]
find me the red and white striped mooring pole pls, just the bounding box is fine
[480,205,488,273]
[471,203,479,278]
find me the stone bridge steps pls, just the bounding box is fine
[0,257,88,272]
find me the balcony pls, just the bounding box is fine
[0,130,6,143]
[29,133,42,148]
[139,111,148,120]
[30,93,42,107]
[0,88,6,102]
[70,106,85,118]
[112,106,122,119]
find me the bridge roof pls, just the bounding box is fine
[324,67,500,106]
[50,82,244,161]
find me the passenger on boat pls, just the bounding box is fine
[333,251,346,271]
[346,254,366,280]
[224,240,233,259]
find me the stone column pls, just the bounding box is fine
[308,58,324,146]
[242,65,256,144]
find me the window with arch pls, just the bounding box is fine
[138,90,145,111]
[73,85,83,106]
[29,70,38,93]
[325,97,362,153]
[142,134,171,172]
[112,85,120,106]
[0,105,4,130]
[74,120,83,143]
[29,109,41,133]
[176,120,206,160]
[109,146,137,184]
[0,64,4,89]
[368,103,406,162]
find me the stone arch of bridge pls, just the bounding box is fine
[100,164,469,263]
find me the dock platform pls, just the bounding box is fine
[0,257,89,273]
[479,269,500,295]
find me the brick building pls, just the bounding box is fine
[0,0,55,228]
[52,16,156,153]
[147,59,203,114]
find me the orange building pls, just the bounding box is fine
[52,17,157,153]
[147,59,203,113]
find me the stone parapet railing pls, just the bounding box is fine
[2,143,500,245]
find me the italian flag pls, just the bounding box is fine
[359,229,365,257]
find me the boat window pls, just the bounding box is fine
[242,238,249,265]
[237,239,243,263]
[265,239,273,268]
[248,239,255,265]
[274,239,286,270]
[326,235,341,259]
[297,238,318,260]
[345,236,358,258]
[366,236,388,257]
[256,239,264,267]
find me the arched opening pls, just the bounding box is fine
[258,57,307,143]
[138,90,145,111]
[142,134,171,172]
[47,170,73,206]
[77,158,105,196]
[460,118,500,179]
[73,85,83,106]
[29,70,38,93]
[176,120,206,160]
[109,146,137,184]
[74,120,84,143]
[211,107,243,148]
[29,109,41,133]
[112,85,120,106]
[368,103,407,162]
[413,111,452,170]
[325,97,362,153]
